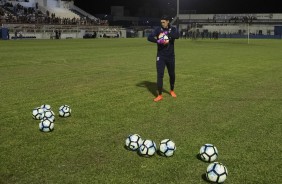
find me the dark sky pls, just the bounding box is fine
[74,0,282,17]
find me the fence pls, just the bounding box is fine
[1,23,123,39]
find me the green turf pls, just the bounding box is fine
[0,38,281,184]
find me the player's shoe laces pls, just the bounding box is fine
[170,91,177,98]
[154,95,163,102]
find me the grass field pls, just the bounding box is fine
[0,38,281,184]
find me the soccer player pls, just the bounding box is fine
[147,15,179,102]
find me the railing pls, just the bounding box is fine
[38,5,48,15]
[3,23,122,32]
[2,23,123,39]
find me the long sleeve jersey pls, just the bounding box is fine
[147,25,179,57]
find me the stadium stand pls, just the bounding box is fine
[177,13,282,39]
[0,0,122,39]
[0,0,107,25]
[1,1,281,39]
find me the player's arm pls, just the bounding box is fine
[147,29,159,43]
[168,27,179,39]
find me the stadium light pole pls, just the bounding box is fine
[245,16,251,44]
[176,0,179,30]
[247,22,250,44]
[177,0,179,17]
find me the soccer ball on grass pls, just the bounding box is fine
[41,110,55,122]
[159,139,176,157]
[59,105,71,117]
[206,162,228,183]
[32,107,44,120]
[41,104,51,111]
[39,119,54,132]
[139,139,157,157]
[125,134,143,151]
[199,144,218,162]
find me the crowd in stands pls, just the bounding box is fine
[207,15,258,23]
[0,1,108,26]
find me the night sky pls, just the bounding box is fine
[74,0,282,17]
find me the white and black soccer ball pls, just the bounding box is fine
[41,104,51,111]
[41,110,55,122]
[158,32,169,44]
[32,107,44,120]
[199,144,218,162]
[206,162,228,183]
[39,119,54,132]
[59,105,71,117]
[159,139,176,157]
[139,139,157,157]
[125,134,143,151]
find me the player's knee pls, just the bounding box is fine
[158,73,164,78]
[168,71,175,77]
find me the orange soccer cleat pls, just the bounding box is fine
[154,95,163,102]
[170,91,177,98]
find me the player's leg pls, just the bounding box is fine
[166,57,177,97]
[155,56,165,101]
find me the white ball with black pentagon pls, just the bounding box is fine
[59,105,71,117]
[139,139,157,157]
[199,144,218,162]
[159,139,176,157]
[206,162,228,183]
[39,119,54,132]
[41,104,51,111]
[32,107,44,120]
[41,110,55,122]
[125,134,143,151]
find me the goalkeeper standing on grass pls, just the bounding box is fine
[148,15,179,102]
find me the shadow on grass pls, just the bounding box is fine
[196,154,213,164]
[196,154,203,161]
[136,81,169,96]
[202,173,211,183]
[124,145,139,152]
[156,150,163,157]
[137,150,155,158]
[197,154,213,183]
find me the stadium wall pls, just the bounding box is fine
[200,24,277,35]
[2,24,125,39]
[179,24,279,35]
[178,13,282,38]
[179,13,282,20]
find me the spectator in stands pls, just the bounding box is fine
[55,30,58,39]
[93,31,97,38]
[182,31,186,39]
[19,31,22,39]
[1,1,105,26]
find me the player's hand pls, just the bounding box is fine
[157,39,165,44]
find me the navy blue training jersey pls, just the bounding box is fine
[147,26,179,57]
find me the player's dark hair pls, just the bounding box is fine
[161,15,171,21]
